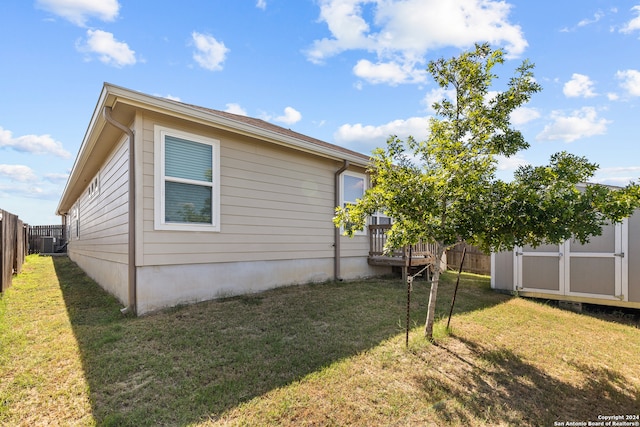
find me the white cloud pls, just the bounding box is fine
[36,0,120,26]
[496,154,529,171]
[77,29,136,67]
[563,73,596,98]
[256,0,267,10]
[0,165,39,182]
[562,9,612,32]
[334,116,431,146]
[225,103,248,116]
[306,0,527,85]
[592,166,640,186]
[306,0,375,64]
[577,11,605,27]
[422,87,456,113]
[275,107,302,125]
[44,172,69,183]
[192,32,229,71]
[510,107,541,126]
[353,59,427,85]
[616,69,640,96]
[620,5,640,34]
[374,0,527,56]
[536,107,610,143]
[0,182,62,200]
[164,94,181,102]
[0,126,71,158]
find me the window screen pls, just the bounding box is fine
[154,125,220,231]
[164,137,213,224]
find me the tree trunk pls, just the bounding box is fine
[424,246,444,341]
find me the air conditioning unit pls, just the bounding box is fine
[41,236,56,253]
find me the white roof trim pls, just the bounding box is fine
[57,83,370,215]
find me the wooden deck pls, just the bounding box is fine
[367,224,436,269]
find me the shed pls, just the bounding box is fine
[491,210,640,309]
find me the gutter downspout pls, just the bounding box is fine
[103,107,137,315]
[334,160,350,281]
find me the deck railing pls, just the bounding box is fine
[368,224,436,260]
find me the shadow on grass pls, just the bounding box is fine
[52,256,507,426]
[420,336,640,425]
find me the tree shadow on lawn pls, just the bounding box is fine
[417,336,640,426]
[52,257,508,426]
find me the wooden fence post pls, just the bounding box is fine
[0,209,4,292]
[0,209,29,292]
[1,209,18,292]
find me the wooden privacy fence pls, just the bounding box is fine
[0,209,28,292]
[447,242,491,275]
[28,224,65,254]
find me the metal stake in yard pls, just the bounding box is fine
[405,246,412,348]
[446,245,467,331]
[405,246,432,348]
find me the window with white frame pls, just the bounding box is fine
[87,174,99,199]
[371,211,391,226]
[340,171,367,235]
[72,206,79,239]
[154,126,220,231]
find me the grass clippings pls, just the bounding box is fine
[1,255,639,426]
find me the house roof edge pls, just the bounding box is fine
[105,83,371,165]
[57,83,372,216]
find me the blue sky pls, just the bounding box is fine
[1,0,640,225]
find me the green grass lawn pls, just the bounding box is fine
[1,255,639,426]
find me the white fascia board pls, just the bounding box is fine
[104,83,370,167]
[56,85,113,215]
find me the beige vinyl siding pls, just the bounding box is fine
[69,135,129,264]
[339,234,370,258]
[140,114,368,266]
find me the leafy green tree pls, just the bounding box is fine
[334,43,639,341]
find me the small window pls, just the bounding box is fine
[72,206,79,239]
[87,174,99,199]
[371,212,391,225]
[340,171,367,235]
[154,126,220,232]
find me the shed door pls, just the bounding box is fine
[515,243,564,295]
[567,220,627,300]
[514,220,628,301]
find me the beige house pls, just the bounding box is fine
[491,211,640,309]
[57,83,393,314]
